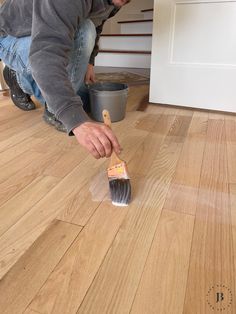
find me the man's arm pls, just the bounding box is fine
[30,0,90,134]
[29,0,121,158]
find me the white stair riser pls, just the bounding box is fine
[143,11,153,19]
[99,36,152,51]
[95,53,151,68]
[123,13,143,20]
[120,21,153,34]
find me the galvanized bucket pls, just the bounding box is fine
[89,82,129,122]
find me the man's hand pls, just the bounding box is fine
[85,64,96,84]
[73,122,121,159]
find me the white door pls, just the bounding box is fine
[150,0,236,113]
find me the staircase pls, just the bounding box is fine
[95,8,153,69]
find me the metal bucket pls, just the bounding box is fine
[89,82,129,122]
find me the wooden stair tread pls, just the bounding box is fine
[100,33,152,37]
[118,19,153,24]
[141,8,154,12]
[98,50,151,54]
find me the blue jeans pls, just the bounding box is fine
[0,19,96,109]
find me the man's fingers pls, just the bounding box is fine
[96,134,113,157]
[73,122,122,159]
[87,142,101,159]
[93,126,118,157]
[90,136,107,158]
[102,126,121,154]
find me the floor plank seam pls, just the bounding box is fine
[182,116,209,311]
[0,175,63,238]
[0,121,46,153]
[63,189,109,228]
[162,208,195,217]
[0,164,88,238]
[64,119,156,231]
[55,218,84,229]
[25,308,42,314]
[0,148,43,181]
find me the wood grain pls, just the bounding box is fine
[0,87,235,314]
[130,210,194,314]
[0,175,60,237]
[76,117,189,314]
[57,111,148,226]
[27,111,180,314]
[0,220,82,314]
[163,114,208,215]
[183,119,235,313]
[226,118,236,183]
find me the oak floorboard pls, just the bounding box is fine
[0,110,42,141]
[24,309,41,314]
[0,104,26,122]
[225,118,236,184]
[0,135,45,167]
[126,85,149,112]
[0,121,50,153]
[130,210,194,314]
[163,113,208,215]
[183,119,236,313]
[230,183,236,298]
[135,112,175,134]
[28,201,131,314]
[0,175,60,237]
[0,144,66,208]
[0,150,42,185]
[0,220,82,314]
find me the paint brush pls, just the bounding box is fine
[102,110,131,206]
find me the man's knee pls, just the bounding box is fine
[76,19,96,53]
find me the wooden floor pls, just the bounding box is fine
[0,85,236,314]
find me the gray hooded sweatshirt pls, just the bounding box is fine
[0,0,119,134]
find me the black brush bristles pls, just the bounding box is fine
[109,178,131,206]
[102,110,131,206]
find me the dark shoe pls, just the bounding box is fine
[43,105,67,133]
[3,66,36,111]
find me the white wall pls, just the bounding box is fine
[103,0,154,34]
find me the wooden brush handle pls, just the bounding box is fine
[102,110,122,166]
[102,110,112,128]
